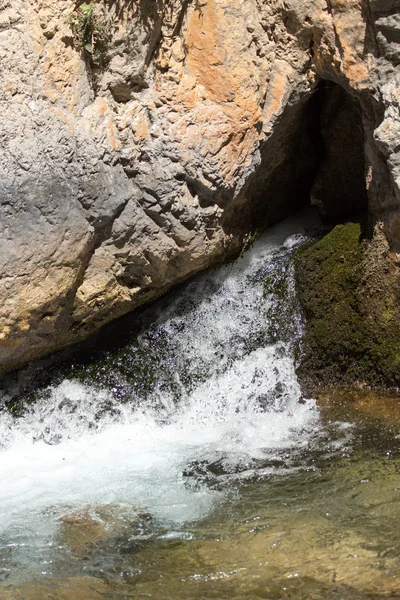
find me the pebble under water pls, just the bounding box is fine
[1,211,400,599]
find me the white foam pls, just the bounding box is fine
[0,211,322,559]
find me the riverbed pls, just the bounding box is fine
[1,211,400,599]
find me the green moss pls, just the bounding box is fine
[295,222,400,390]
[381,305,395,326]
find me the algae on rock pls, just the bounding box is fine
[295,222,400,391]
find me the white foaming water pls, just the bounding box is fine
[0,212,324,577]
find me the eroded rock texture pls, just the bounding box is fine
[0,0,399,373]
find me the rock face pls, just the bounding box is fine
[295,222,400,389]
[0,0,399,374]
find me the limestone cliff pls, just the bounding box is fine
[0,0,399,374]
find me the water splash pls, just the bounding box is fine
[0,210,330,581]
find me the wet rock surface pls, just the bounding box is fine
[295,221,400,389]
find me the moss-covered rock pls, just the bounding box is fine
[295,222,400,391]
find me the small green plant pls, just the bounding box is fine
[67,2,108,64]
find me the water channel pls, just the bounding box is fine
[1,211,400,599]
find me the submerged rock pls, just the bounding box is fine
[0,0,399,373]
[56,504,154,572]
[0,576,115,600]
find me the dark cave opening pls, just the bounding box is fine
[307,80,368,223]
[229,79,369,235]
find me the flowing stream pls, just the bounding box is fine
[1,211,400,599]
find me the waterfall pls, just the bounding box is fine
[0,210,328,582]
